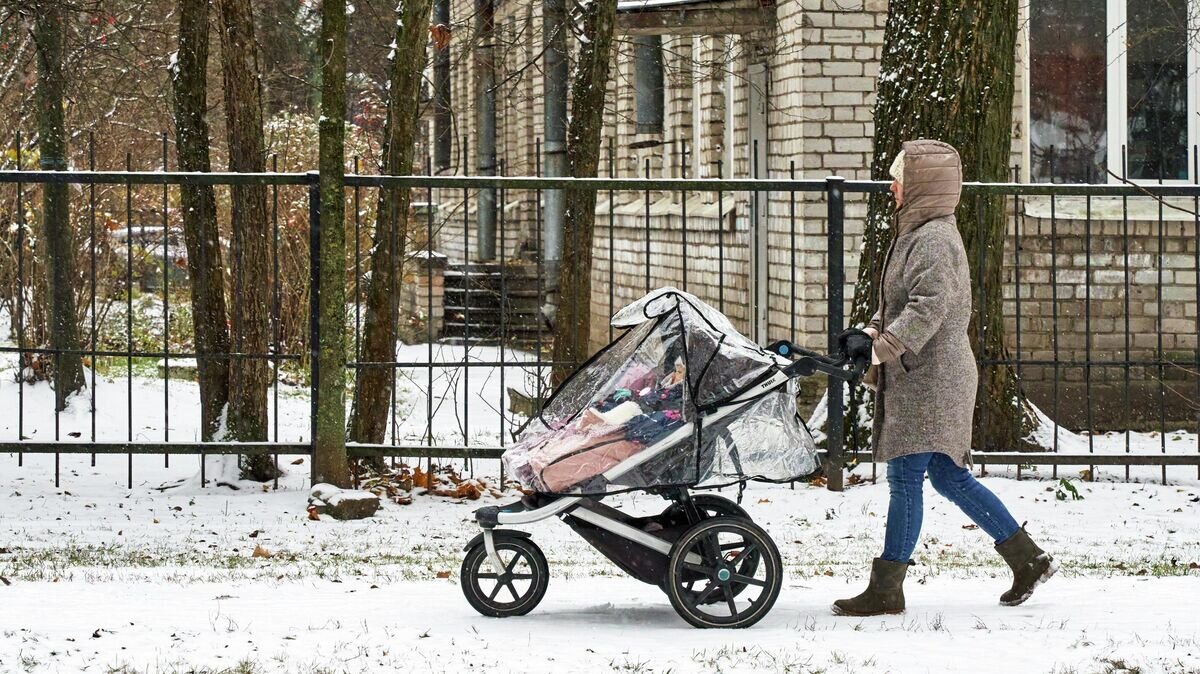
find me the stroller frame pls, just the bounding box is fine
[461,341,865,629]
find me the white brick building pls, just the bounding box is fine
[424,0,1198,426]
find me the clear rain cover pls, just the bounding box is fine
[503,289,819,495]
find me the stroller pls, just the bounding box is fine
[460,289,868,628]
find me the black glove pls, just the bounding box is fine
[836,328,873,364]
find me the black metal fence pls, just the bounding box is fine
[0,166,1197,490]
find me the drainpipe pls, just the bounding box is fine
[475,0,497,261]
[433,0,451,173]
[542,0,567,279]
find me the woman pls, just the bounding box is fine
[832,139,1057,617]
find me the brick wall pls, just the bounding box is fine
[1003,204,1198,427]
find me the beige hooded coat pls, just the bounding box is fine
[868,140,976,466]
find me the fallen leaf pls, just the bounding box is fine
[291,458,305,465]
[0,576,11,586]
[248,530,261,538]
[436,571,450,579]
[252,544,273,559]
[152,518,160,524]
[306,505,320,521]
[962,524,979,530]
[757,498,771,504]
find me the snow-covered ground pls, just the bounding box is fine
[1,450,1197,674]
[3,305,1199,673]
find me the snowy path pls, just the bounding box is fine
[4,576,1198,674]
[1,453,1198,673]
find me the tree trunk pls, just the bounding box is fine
[347,0,432,454]
[847,0,1037,452]
[171,0,230,442]
[215,0,277,479]
[314,0,350,487]
[33,1,85,412]
[550,0,618,385]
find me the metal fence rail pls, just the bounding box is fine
[1,163,1197,489]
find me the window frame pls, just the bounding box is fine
[1104,0,1200,184]
[1025,0,1200,183]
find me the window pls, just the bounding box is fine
[1029,0,1199,182]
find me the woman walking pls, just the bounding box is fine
[832,139,1057,617]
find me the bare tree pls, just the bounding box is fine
[847,0,1038,452]
[347,0,433,457]
[314,0,350,487]
[550,0,618,384]
[31,0,86,410]
[170,0,230,442]
[215,0,277,479]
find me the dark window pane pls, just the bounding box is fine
[1029,0,1107,183]
[1126,0,1189,180]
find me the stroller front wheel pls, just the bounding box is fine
[665,517,782,629]
[461,536,549,618]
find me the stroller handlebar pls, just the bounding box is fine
[765,339,868,383]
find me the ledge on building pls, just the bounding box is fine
[1022,195,1200,224]
[595,193,737,230]
[616,0,775,36]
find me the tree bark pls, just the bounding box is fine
[347,0,432,452]
[848,0,1037,452]
[314,0,350,487]
[33,0,85,412]
[215,0,277,479]
[171,0,230,442]
[550,0,618,385]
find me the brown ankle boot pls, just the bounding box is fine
[995,526,1058,606]
[832,558,908,616]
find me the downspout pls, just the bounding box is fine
[433,0,451,173]
[475,0,497,261]
[542,0,568,280]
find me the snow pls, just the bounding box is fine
[1,308,1198,672]
[0,457,1196,673]
[309,482,377,506]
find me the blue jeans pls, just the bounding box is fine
[881,452,1020,563]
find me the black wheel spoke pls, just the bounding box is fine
[728,572,766,587]
[504,554,524,574]
[509,573,534,580]
[503,580,521,602]
[723,583,738,617]
[691,581,721,607]
[683,561,716,576]
[476,573,499,579]
[487,580,504,602]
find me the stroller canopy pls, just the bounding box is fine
[504,289,819,495]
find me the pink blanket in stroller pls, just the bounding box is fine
[525,429,643,492]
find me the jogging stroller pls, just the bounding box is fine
[460,289,868,628]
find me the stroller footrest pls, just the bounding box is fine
[474,493,559,527]
[474,493,582,527]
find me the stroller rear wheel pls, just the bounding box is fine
[665,517,782,629]
[461,536,549,617]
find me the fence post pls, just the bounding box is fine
[825,176,845,492]
[307,171,320,484]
